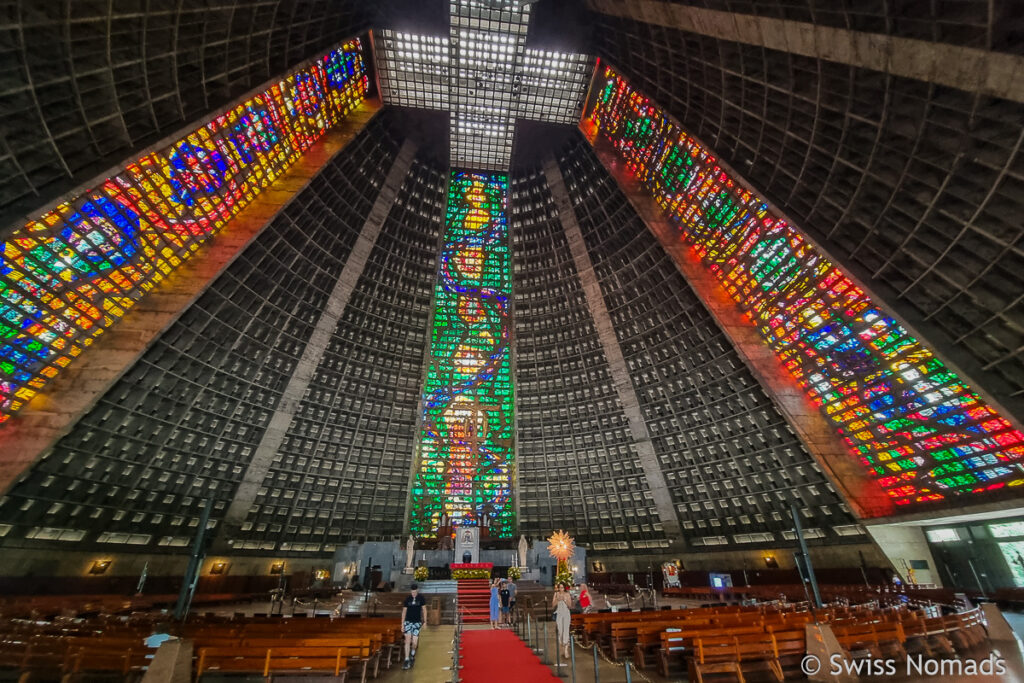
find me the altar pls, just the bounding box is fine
[454,526,480,564]
[332,534,586,589]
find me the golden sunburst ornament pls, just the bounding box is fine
[547,530,575,563]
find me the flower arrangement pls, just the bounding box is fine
[452,568,491,580]
[554,560,574,589]
[414,565,429,582]
[507,566,521,581]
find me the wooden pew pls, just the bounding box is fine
[658,625,766,677]
[194,636,375,681]
[833,617,907,661]
[609,616,712,660]
[689,630,806,683]
[196,645,366,681]
[942,607,987,652]
[182,617,401,673]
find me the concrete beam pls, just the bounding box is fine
[0,101,382,496]
[585,132,894,520]
[213,139,419,550]
[543,156,684,546]
[587,0,1024,104]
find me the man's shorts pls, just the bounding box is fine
[403,621,422,636]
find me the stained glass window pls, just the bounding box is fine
[591,67,1024,514]
[0,40,368,423]
[409,171,515,538]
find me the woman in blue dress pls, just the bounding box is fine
[489,577,501,629]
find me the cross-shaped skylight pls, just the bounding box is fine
[375,0,593,170]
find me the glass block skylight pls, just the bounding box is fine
[376,0,593,170]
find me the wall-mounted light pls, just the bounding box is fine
[763,554,778,569]
[269,562,286,575]
[313,569,330,581]
[89,560,112,575]
[210,561,229,575]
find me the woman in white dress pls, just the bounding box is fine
[551,583,573,660]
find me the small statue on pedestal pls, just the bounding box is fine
[405,535,415,569]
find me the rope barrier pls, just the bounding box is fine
[568,633,658,683]
[449,592,462,683]
[514,604,659,683]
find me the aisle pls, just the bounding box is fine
[378,625,455,683]
[460,628,560,682]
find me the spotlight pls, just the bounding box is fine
[89,560,112,575]
[210,561,229,575]
[269,562,286,575]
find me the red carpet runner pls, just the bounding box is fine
[460,629,560,682]
[457,578,492,624]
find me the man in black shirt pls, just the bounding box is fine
[401,583,428,669]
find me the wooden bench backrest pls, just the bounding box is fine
[660,624,765,649]
[197,645,367,677]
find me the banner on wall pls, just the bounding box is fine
[662,561,681,588]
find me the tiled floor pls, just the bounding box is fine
[378,624,457,683]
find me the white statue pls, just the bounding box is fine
[518,535,528,568]
[405,536,415,568]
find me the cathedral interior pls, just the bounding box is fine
[2,2,1024,677]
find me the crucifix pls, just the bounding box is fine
[375,0,593,171]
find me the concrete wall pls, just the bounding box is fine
[865,525,942,587]
[589,542,887,575]
[0,548,332,580]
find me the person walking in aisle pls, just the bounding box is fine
[400,583,428,670]
[552,583,573,660]
[489,577,501,629]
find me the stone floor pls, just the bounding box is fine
[376,624,456,683]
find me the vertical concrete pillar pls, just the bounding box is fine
[865,524,943,587]
[543,156,684,544]
[140,638,193,683]
[214,140,419,549]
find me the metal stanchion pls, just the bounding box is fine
[570,640,576,683]
[542,620,549,663]
[625,660,632,683]
[450,595,462,683]
[593,644,600,683]
[527,613,533,650]
[555,634,562,676]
